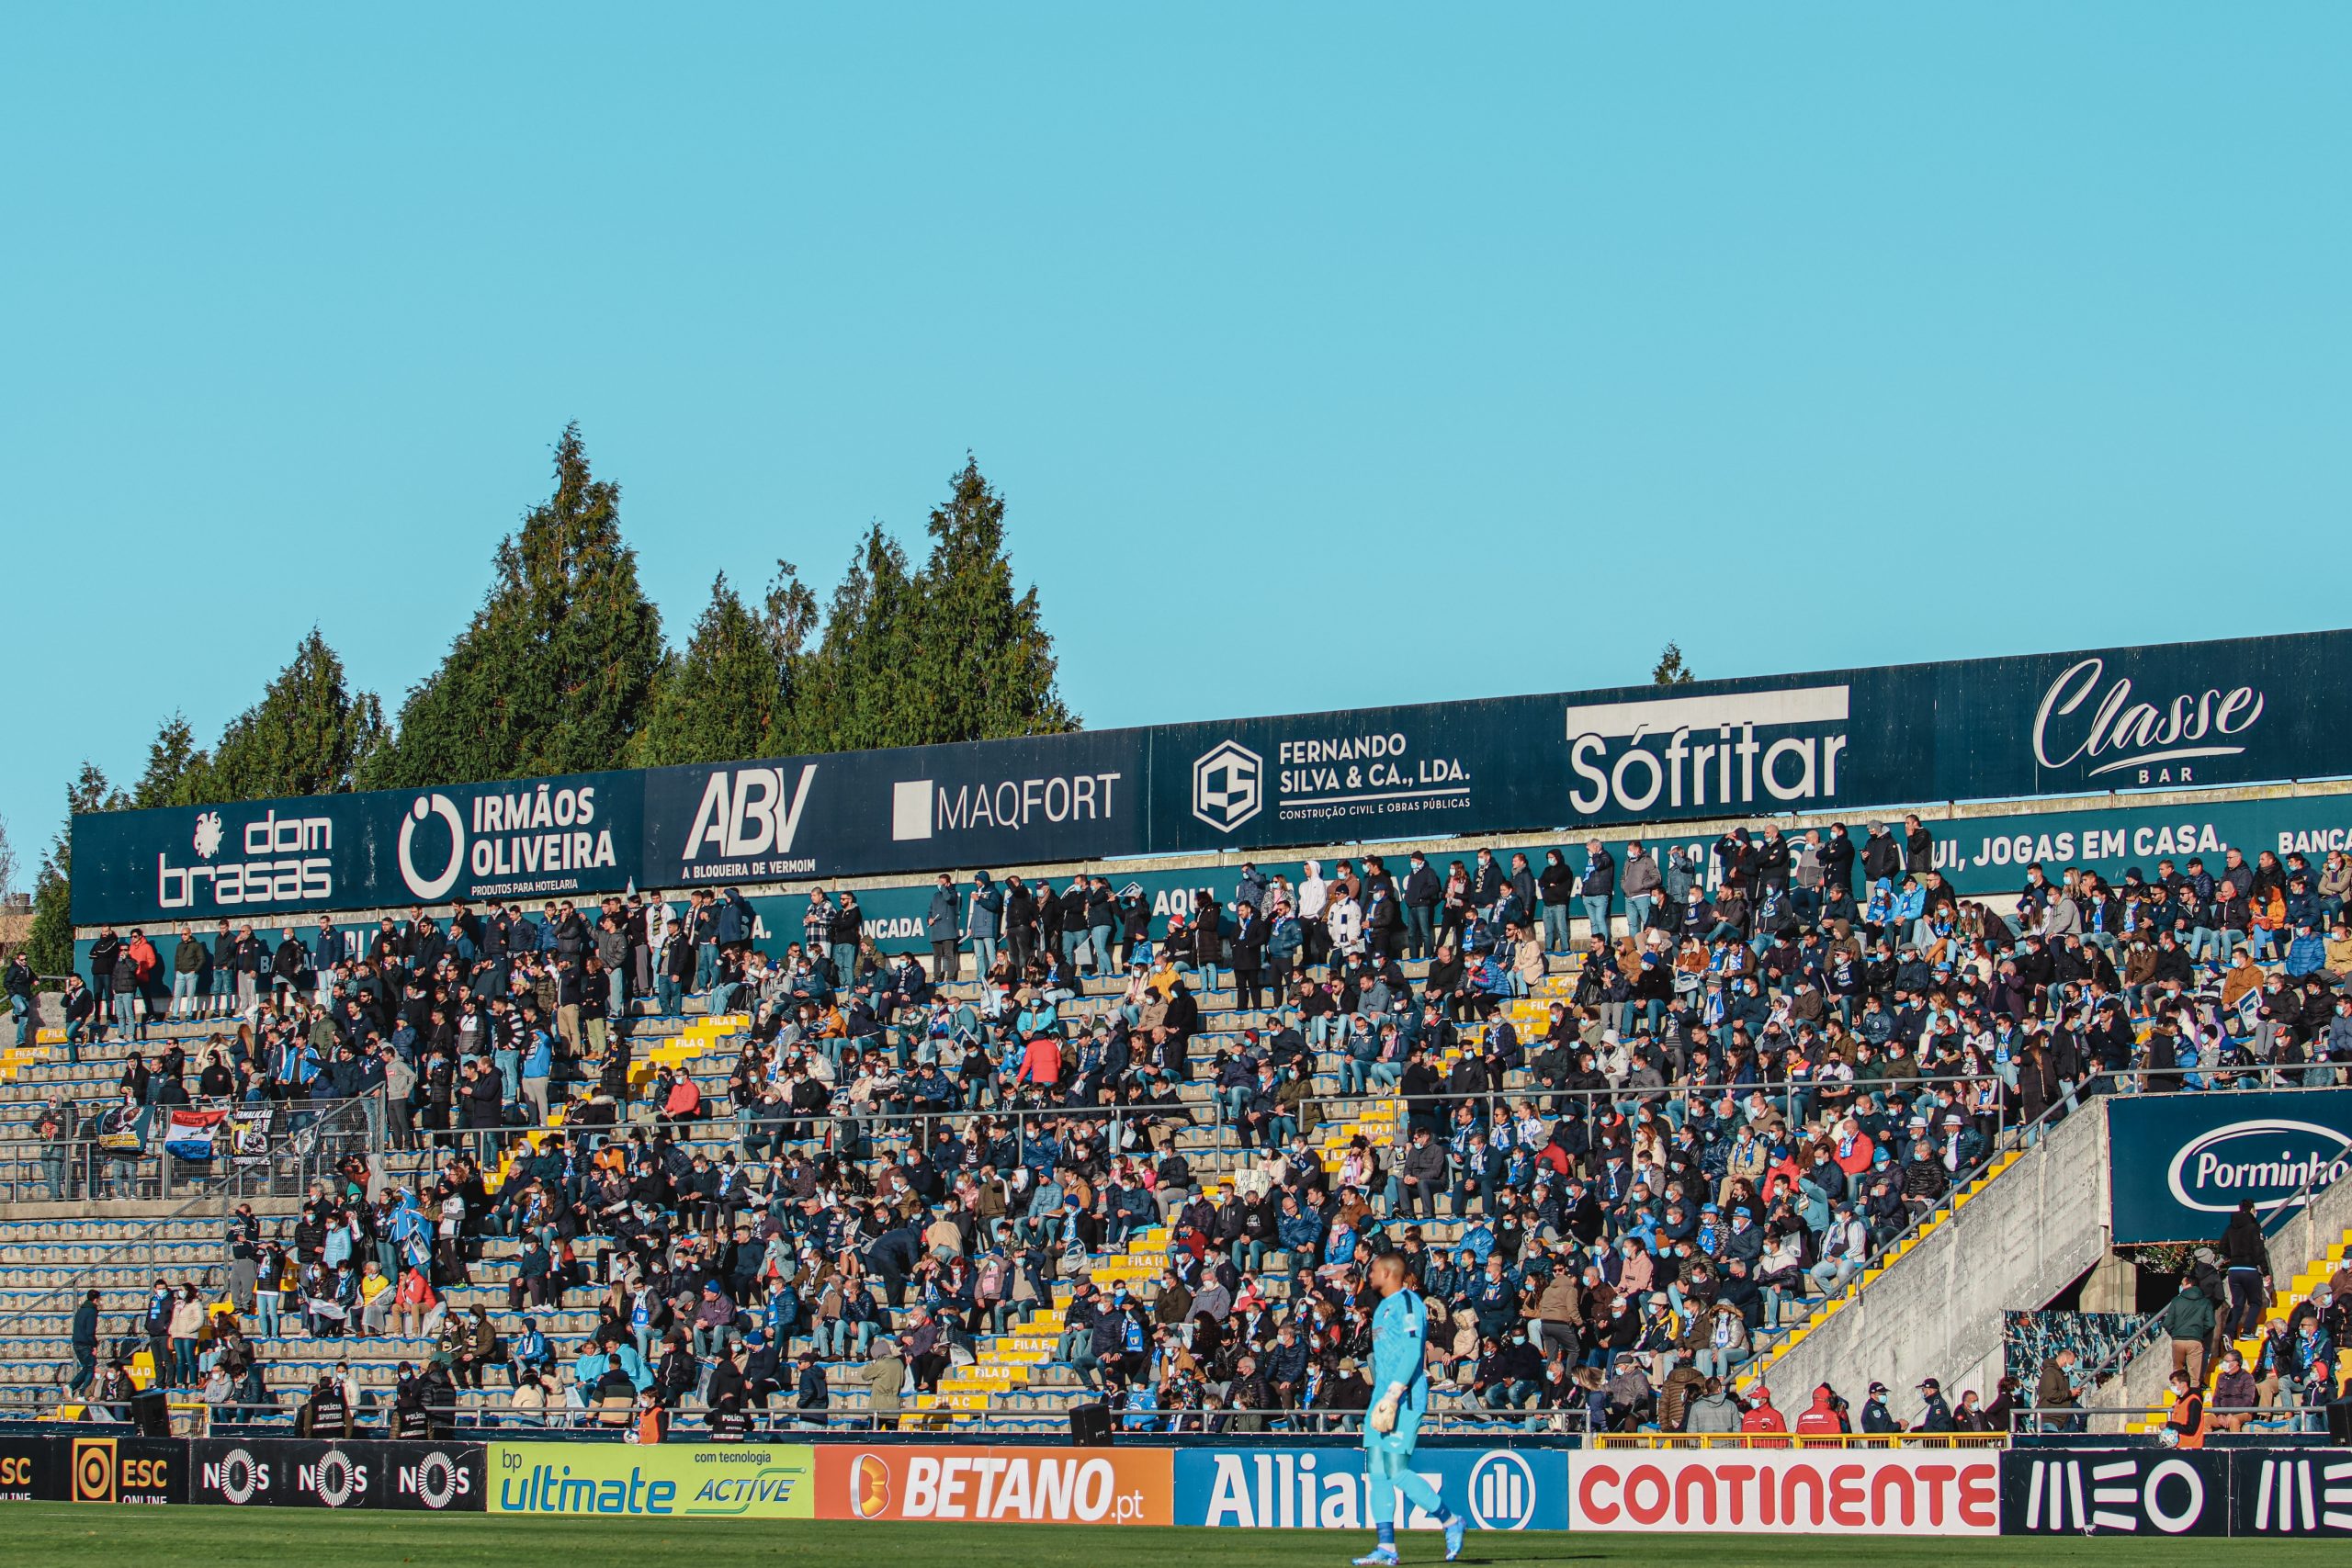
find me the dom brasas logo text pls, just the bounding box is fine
[157,807,334,910]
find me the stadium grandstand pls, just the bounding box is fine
[5,630,2352,1491]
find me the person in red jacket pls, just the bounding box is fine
[1740,1384,1790,1446]
[1794,1382,1848,1442]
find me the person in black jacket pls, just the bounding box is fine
[1821,824,1858,898]
[2218,1201,2274,1338]
[1228,903,1267,1015]
[1401,852,1442,961]
[69,1289,101,1395]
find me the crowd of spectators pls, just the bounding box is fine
[33,823,2352,1433]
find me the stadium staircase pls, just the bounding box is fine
[2123,1215,2352,1435]
[481,1012,750,1196]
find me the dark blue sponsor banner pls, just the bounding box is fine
[2232,1449,2352,1536]
[2001,1449,2230,1536]
[70,770,643,929]
[69,629,2352,926]
[1170,1446,1567,1532]
[2107,1089,2352,1245]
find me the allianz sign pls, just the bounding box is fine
[2166,1120,2352,1215]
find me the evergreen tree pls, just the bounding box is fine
[784,525,920,753]
[370,423,662,786]
[1652,641,1696,686]
[207,628,384,799]
[631,561,818,766]
[24,763,119,978]
[132,713,212,808]
[904,456,1076,744]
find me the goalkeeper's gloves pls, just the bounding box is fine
[1371,1392,1401,1434]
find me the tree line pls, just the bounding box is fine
[20,426,1072,976]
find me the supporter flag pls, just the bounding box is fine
[164,1107,230,1161]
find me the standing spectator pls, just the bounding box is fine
[1579,841,1616,943]
[68,1289,101,1396]
[927,874,962,983]
[2162,1272,2217,1384]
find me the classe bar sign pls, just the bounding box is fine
[70,629,2352,925]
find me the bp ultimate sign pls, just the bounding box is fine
[2109,1089,2352,1245]
[70,629,2352,925]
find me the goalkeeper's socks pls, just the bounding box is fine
[1434,1508,1457,1526]
[1377,1524,1396,1550]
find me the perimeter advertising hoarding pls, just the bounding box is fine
[811,1445,1171,1525]
[486,1439,814,1517]
[0,1435,58,1502]
[1566,1450,2001,1534]
[69,629,2352,927]
[1171,1447,1569,1531]
[190,1438,484,1511]
[2001,1449,2230,1536]
[64,1433,184,1505]
[2106,1088,2352,1245]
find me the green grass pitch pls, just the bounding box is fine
[0,1505,2342,1565]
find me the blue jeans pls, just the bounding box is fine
[822,1319,876,1359]
[1626,894,1657,934]
[112,993,141,1040]
[1582,897,1611,942]
[972,937,1000,976]
[655,975,682,1015]
[830,942,858,986]
[1542,905,1571,952]
[1404,905,1436,960]
[1339,1057,1373,1095]
[695,942,719,991]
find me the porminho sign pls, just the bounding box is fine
[69,629,2352,927]
[2110,1089,2352,1244]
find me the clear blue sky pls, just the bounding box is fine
[3,6,2346,887]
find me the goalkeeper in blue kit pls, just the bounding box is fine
[1354,1251,1464,1565]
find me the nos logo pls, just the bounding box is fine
[398,1451,474,1510]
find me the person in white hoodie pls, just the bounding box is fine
[1297,860,1330,968]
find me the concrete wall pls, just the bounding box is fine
[1763,1097,2112,1408]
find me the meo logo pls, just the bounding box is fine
[1192,741,1262,833]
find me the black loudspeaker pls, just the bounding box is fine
[2328,1400,2352,1445]
[130,1387,169,1437]
[1069,1402,1113,1447]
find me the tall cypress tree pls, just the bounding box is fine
[632,561,818,766]
[370,424,663,785]
[784,525,920,753]
[25,763,119,977]
[206,628,384,799]
[132,713,211,808]
[907,456,1075,743]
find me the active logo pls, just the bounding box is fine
[1192,740,1262,833]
